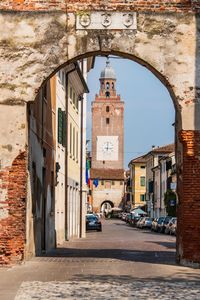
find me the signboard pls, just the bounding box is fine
[170,182,177,190]
[169,199,176,207]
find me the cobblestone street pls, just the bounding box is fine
[1,219,200,299]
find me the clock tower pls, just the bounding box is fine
[91,58,124,213]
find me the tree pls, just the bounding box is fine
[164,190,177,217]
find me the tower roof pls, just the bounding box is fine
[100,58,116,80]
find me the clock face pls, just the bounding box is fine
[102,141,114,154]
[96,136,118,161]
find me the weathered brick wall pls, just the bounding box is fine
[0,152,27,264]
[177,130,200,265]
[0,0,199,12]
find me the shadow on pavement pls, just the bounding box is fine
[146,240,175,249]
[39,247,176,266]
[73,273,200,284]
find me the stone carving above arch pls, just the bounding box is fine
[76,12,137,30]
[101,13,112,28]
[79,13,91,28]
[123,13,134,28]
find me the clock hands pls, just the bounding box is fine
[103,141,114,153]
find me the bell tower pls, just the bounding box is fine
[91,58,124,212]
[99,59,117,98]
[91,58,124,171]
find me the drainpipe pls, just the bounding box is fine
[65,65,77,240]
[79,94,84,238]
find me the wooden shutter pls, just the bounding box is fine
[58,108,63,144]
[62,111,67,147]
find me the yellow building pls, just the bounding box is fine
[128,156,147,209]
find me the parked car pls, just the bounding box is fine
[125,213,132,223]
[121,213,128,221]
[86,214,102,231]
[169,218,177,235]
[151,218,158,231]
[165,217,177,234]
[107,208,123,219]
[129,215,141,227]
[140,217,153,229]
[136,217,146,228]
[156,217,165,232]
[157,216,173,233]
[118,212,122,219]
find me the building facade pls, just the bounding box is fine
[27,61,90,257]
[128,156,147,210]
[91,59,124,213]
[28,79,56,257]
[145,144,174,218]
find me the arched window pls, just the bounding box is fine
[112,82,114,90]
[105,91,110,98]
[106,106,109,112]
[106,82,110,89]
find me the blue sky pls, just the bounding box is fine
[86,56,175,168]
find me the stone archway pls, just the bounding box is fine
[101,200,114,217]
[0,3,200,266]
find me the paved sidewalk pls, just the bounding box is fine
[0,219,200,299]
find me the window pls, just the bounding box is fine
[149,181,154,193]
[112,82,114,90]
[75,95,78,110]
[70,86,73,100]
[62,111,66,147]
[105,91,110,98]
[73,91,76,105]
[70,123,72,155]
[105,181,111,189]
[106,106,109,112]
[120,181,123,185]
[76,131,78,161]
[106,118,110,125]
[140,166,146,169]
[140,176,146,187]
[112,181,115,185]
[58,108,63,145]
[106,82,110,89]
[73,127,75,158]
[61,71,65,86]
[140,194,145,202]
[101,180,104,185]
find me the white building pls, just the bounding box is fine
[55,59,94,244]
[145,144,174,218]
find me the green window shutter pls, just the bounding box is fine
[140,176,146,187]
[62,111,67,147]
[58,108,63,144]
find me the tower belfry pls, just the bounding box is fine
[99,58,117,98]
[91,58,125,213]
